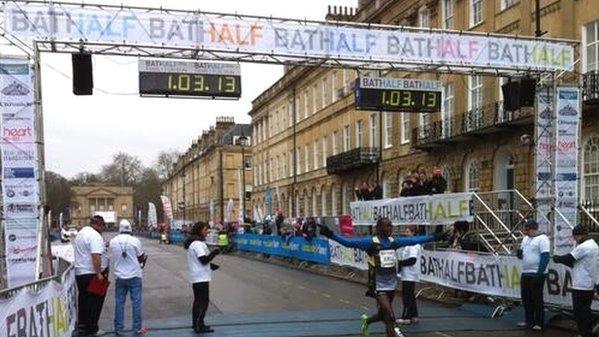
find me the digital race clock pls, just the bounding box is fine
[138,59,241,99]
[355,77,442,112]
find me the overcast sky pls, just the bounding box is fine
[33,0,356,178]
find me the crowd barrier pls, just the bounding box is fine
[0,257,77,337]
[233,234,330,264]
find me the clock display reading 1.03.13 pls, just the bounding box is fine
[139,72,241,98]
[355,88,441,112]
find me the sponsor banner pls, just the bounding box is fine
[93,211,116,224]
[535,92,553,233]
[51,244,75,263]
[328,239,368,270]
[4,203,39,219]
[1,119,35,143]
[350,193,473,226]
[2,142,37,166]
[2,180,39,203]
[4,218,38,287]
[139,58,241,75]
[4,3,574,72]
[160,195,174,222]
[359,77,442,91]
[148,202,158,228]
[0,267,77,337]
[554,87,580,254]
[234,234,330,264]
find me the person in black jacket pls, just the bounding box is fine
[429,167,447,194]
[414,171,430,195]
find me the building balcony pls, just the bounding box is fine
[412,101,534,150]
[583,71,599,104]
[326,147,379,174]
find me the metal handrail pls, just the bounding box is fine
[474,213,509,254]
[579,204,599,228]
[473,192,518,243]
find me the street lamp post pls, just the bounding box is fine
[236,134,249,223]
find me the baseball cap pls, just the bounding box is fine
[119,219,132,233]
[523,219,538,230]
[572,225,588,236]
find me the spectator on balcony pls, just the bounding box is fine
[429,167,447,194]
[400,180,414,197]
[372,183,383,200]
[413,171,430,196]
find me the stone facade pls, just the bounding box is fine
[71,184,134,228]
[249,0,599,219]
[162,117,252,224]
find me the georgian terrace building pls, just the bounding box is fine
[249,0,599,219]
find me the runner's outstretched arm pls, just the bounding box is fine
[390,235,435,249]
[329,232,373,251]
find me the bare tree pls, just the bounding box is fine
[154,149,181,181]
[100,152,144,186]
[71,171,102,185]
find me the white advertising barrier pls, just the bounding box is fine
[0,267,77,337]
[554,87,580,255]
[51,244,74,264]
[350,193,474,226]
[3,3,574,72]
[328,245,598,310]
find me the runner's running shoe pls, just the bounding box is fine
[394,326,406,337]
[360,314,370,337]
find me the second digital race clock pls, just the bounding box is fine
[355,77,442,112]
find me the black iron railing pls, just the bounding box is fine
[413,100,534,148]
[326,147,379,174]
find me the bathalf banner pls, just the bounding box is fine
[554,87,580,255]
[3,2,574,72]
[350,193,473,226]
[419,249,598,310]
[0,267,77,337]
[327,246,597,310]
[234,234,330,264]
[0,57,40,288]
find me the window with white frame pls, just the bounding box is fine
[583,135,599,201]
[465,160,481,192]
[369,114,377,147]
[343,125,350,151]
[296,148,301,174]
[442,0,454,29]
[281,154,286,178]
[401,113,410,144]
[304,145,310,172]
[332,131,339,155]
[303,89,310,119]
[418,6,430,28]
[384,112,393,148]
[355,121,363,148]
[419,112,430,138]
[295,97,301,123]
[332,71,338,101]
[382,175,390,198]
[500,0,517,10]
[322,136,328,166]
[442,83,454,138]
[467,75,483,130]
[585,21,599,72]
[470,0,483,27]
[288,101,293,127]
[313,140,319,169]
[331,185,337,215]
[341,183,348,214]
[321,189,327,216]
[322,78,329,107]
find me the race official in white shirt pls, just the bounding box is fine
[396,225,422,325]
[73,215,106,335]
[516,219,550,331]
[109,220,148,335]
[553,225,599,337]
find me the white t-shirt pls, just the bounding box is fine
[570,238,599,291]
[109,234,144,279]
[520,234,550,274]
[73,226,104,275]
[187,240,211,283]
[396,244,421,282]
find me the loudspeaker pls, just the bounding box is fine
[519,78,537,107]
[502,81,520,112]
[72,53,93,95]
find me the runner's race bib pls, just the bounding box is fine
[379,250,396,268]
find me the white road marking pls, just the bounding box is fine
[340,299,351,304]
[434,332,452,337]
[323,293,332,298]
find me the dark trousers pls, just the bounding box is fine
[520,274,545,327]
[76,274,106,334]
[572,289,594,337]
[192,282,210,330]
[401,281,418,319]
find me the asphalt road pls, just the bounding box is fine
[97,234,574,337]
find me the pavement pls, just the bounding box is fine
[90,234,575,337]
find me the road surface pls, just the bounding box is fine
[95,234,574,337]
